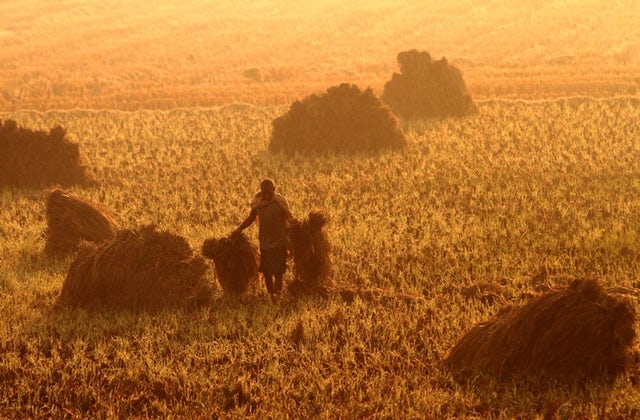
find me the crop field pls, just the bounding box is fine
[1,1,640,418]
[2,0,640,110]
[2,100,639,417]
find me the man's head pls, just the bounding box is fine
[260,179,276,201]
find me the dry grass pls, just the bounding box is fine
[336,287,424,305]
[1,99,639,417]
[1,2,639,110]
[445,278,637,382]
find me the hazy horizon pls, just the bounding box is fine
[1,0,639,109]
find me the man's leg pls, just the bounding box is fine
[273,245,287,294]
[274,272,283,294]
[264,272,275,294]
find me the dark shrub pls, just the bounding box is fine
[382,49,477,119]
[270,83,406,154]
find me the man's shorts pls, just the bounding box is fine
[259,245,287,275]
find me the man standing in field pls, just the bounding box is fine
[235,179,293,295]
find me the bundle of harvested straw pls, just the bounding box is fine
[382,49,477,119]
[0,119,92,188]
[202,232,259,296]
[270,83,406,154]
[445,278,636,382]
[45,189,119,258]
[58,225,213,311]
[287,211,331,296]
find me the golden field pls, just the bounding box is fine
[1,0,639,109]
[1,1,640,417]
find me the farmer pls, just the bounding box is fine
[235,179,294,295]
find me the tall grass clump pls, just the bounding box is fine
[445,278,636,382]
[382,49,477,119]
[45,189,119,258]
[58,225,213,312]
[0,119,92,188]
[270,83,406,154]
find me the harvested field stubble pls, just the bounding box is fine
[337,287,424,305]
[287,211,331,296]
[270,83,406,154]
[445,278,636,382]
[45,189,119,258]
[0,119,92,188]
[58,225,213,311]
[382,49,477,119]
[202,232,259,296]
[2,98,640,417]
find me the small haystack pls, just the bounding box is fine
[45,189,119,258]
[202,232,259,296]
[445,278,636,382]
[58,225,213,311]
[0,119,92,188]
[270,83,406,154]
[382,49,477,119]
[287,211,332,296]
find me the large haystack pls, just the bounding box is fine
[58,225,213,311]
[45,189,119,258]
[382,50,477,119]
[270,83,406,154]
[287,211,332,296]
[445,278,636,382]
[202,232,259,296]
[0,119,92,188]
